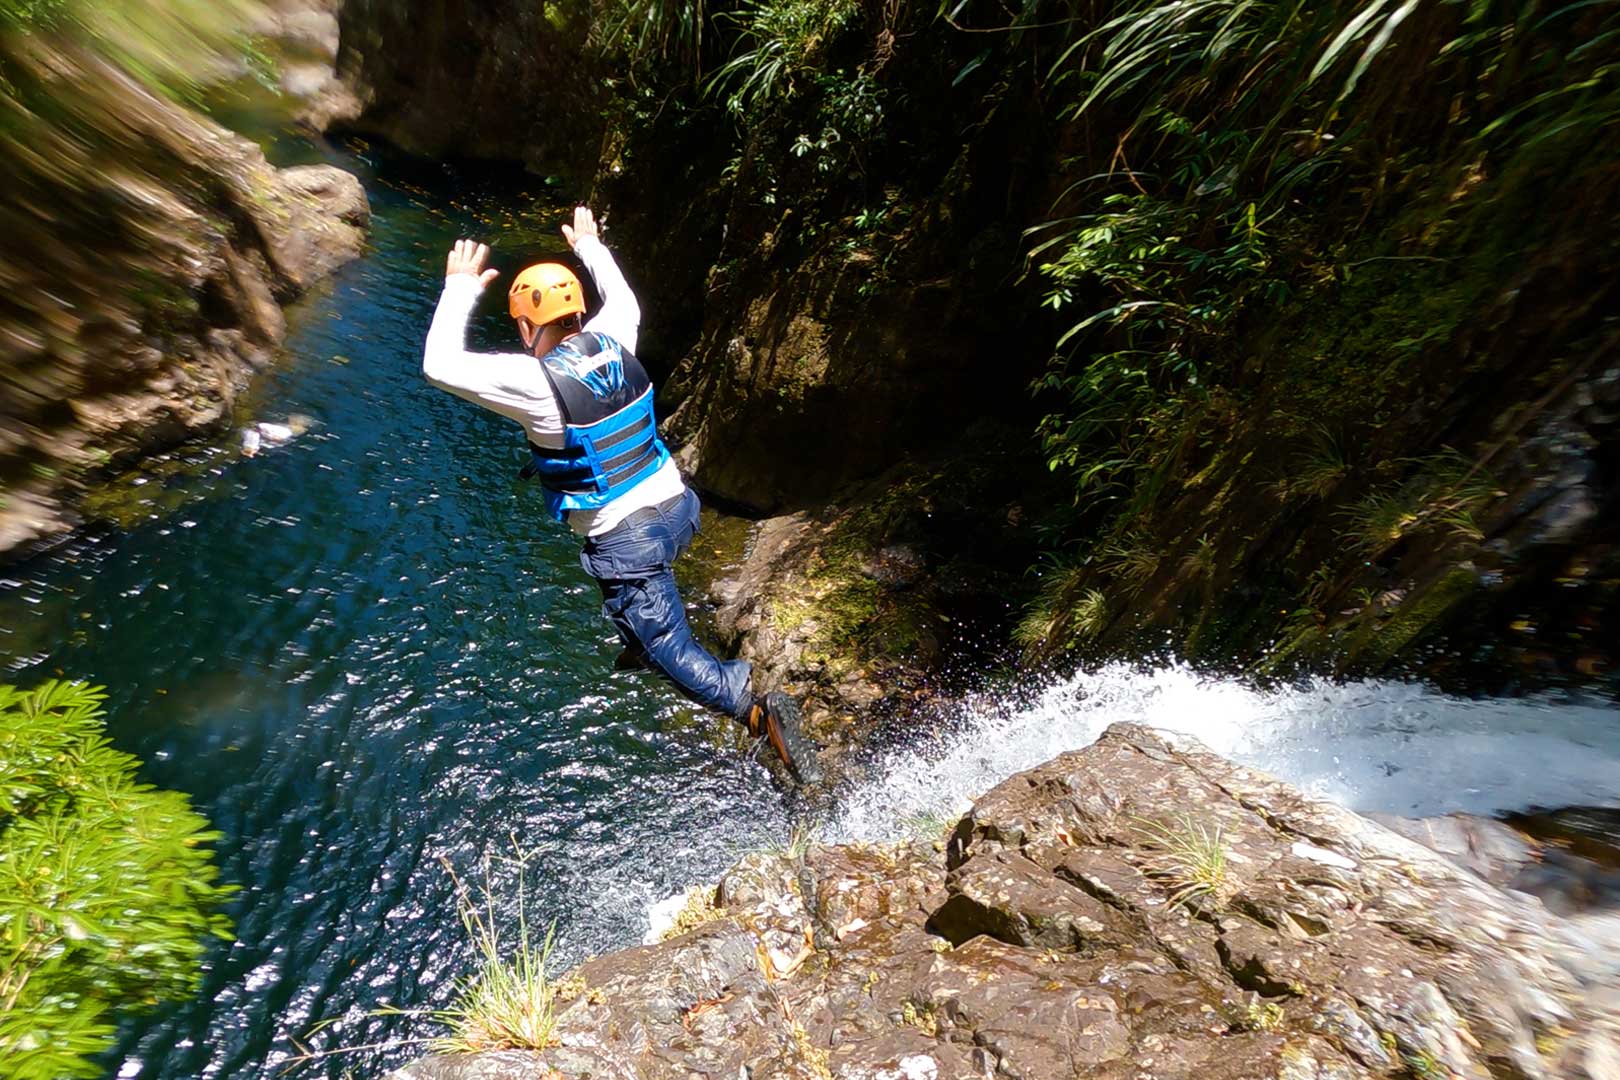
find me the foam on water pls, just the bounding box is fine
[828,662,1620,842]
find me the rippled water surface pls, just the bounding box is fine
[3,140,1619,1080]
[1,142,792,1079]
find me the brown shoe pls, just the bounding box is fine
[745,692,823,785]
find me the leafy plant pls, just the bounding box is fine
[591,0,709,73]
[1002,0,1619,669]
[1028,192,1266,496]
[706,0,860,119]
[0,680,233,1080]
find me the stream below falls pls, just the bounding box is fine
[1,139,1618,1080]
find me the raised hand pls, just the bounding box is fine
[560,206,598,249]
[445,239,499,288]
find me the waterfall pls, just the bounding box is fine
[827,662,1620,842]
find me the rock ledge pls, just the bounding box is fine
[390,725,1619,1080]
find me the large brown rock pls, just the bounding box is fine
[700,454,1050,777]
[0,41,368,560]
[386,726,1620,1080]
[328,0,601,179]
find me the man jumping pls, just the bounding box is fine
[423,206,821,784]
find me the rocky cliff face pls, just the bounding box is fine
[605,76,1056,514]
[0,40,369,560]
[700,448,1055,764]
[1028,227,1620,696]
[387,725,1620,1080]
[322,0,1620,696]
[329,0,602,181]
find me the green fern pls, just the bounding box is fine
[704,0,860,119]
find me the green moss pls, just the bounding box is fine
[764,454,1031,675]
[1258,256,1486,441]
[656,885,726,942]
[1341,566,1480,668]
[769,518,924,673]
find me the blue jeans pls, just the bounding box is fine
[579,488,754,719]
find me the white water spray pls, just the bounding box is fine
[828,662,1620,842]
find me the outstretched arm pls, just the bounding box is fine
[422,240,554,427]
[565,206,642,354]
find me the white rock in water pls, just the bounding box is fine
[1291,840,1356,870]
[240,428,262,457]
[257,422,295,445]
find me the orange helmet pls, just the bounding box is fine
[508,263,585,326]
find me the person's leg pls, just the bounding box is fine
[601,568,753,717]
[584,493,753,718]
[594,578,650,670]
[583,490,821,782]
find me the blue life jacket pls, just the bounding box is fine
[519,331,672,521]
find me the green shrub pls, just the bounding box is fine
[0,681,234,1080]
[706,0,862,119]
[1013,0,1618,657]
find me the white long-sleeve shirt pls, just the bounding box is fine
[422,234,685,537]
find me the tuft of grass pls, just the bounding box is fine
[1342,489,1422,554]
[1339,448,1498,558]
[1071,588,1111,640]
[1014,562,1079,656]
[288,849,564,1070]
[768,819,817,861]
[1292,425,1350,500]
[899,810,952,842]
[1178,534,1217,581]
[428,855,561,1053]
[1134,815,1230,910]
[1015,563,1110,659]
[1096,532,1161,593]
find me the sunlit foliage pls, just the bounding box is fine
[1030,0,1620,499]
[0,681,233,1080]
[0,0,259,100]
